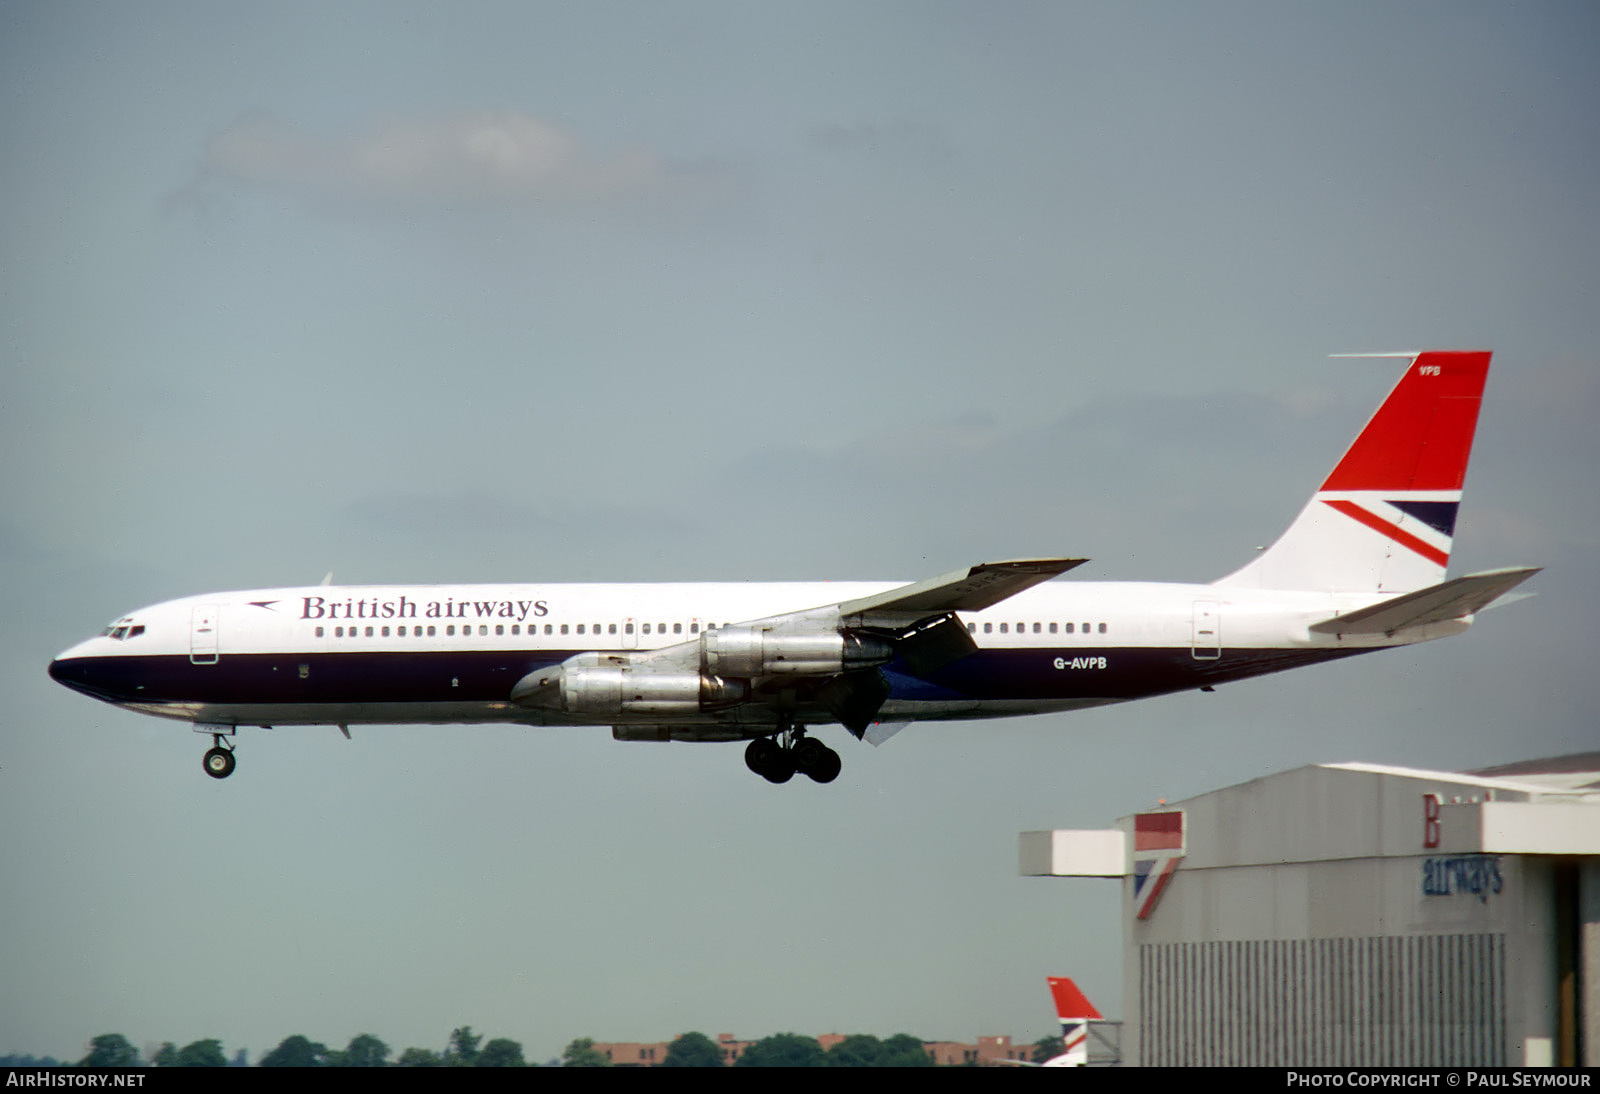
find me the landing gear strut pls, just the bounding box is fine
[202,734,236,779]
[744,723,841,785]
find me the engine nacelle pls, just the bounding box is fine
[701,625,893,677]
[612,725,765,743]
[561,666,748,717]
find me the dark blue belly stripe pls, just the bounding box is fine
[53,645,1369,712]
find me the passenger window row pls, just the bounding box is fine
[312,621,714,640]
[967,621,1109,636]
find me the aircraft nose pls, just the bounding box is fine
[49,654,111,700]
[49,655,85,690]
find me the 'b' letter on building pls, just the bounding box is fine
[1422,793,1441,848]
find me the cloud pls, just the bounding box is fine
[199,111,684,208]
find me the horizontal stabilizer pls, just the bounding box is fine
[1309,567,1541,637]
[839,558,1086,618]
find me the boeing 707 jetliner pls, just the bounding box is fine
[50,351,1537,784]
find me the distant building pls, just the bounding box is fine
[922,1035,1033,1066]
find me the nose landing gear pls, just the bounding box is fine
[197,725,237,779]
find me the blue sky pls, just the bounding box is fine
[3,1,1596,1063]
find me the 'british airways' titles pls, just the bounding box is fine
[300,596,549,622]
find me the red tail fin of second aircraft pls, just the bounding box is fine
[1045,976,1102,1066]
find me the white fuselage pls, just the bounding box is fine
[49,579,1458,732]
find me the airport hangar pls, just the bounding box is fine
[1022,754,1600,1067]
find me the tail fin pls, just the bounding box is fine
[1216,351,1491,593]
[1045,976,1102,1067]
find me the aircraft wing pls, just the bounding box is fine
[516,557,1088,739]
[1309,566,1541,637]
[838,557,1087,621]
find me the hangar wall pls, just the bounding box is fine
[1022,756,1600,1067]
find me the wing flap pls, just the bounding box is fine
[1309,566,1541,637]
[839,557,1087,618]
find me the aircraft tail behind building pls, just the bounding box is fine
[1215,351,1491,594]
[1045,976,1103,1067]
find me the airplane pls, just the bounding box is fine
[48,350,1538,785]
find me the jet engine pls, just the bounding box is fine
[701,625,894,677]
[536,665,749,718]
[611,725,766,742]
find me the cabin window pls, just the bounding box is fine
[690,623,699,634]
[365,626,374,637]
[398,626,407,636]
[608,624,617,635]
[999,623,1008,634]
[316,626,325,638]
[967,622,976,634]
[381,626,390,637]
[1064,623,1074,634]
[674,623,683,635]
[560,624,569,635]
[427,626,436,637]
[1016,622,1024,633]
[446,625,455,636]
[576,624,585,635]
[1049,622,1058,634]
[983,623,993,634]
[1099,623,1107,634]
[625,622,635,635]
[642,623,651,635]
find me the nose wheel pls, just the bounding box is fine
[202,737,236,779]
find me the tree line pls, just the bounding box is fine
[29,1028,1065,1067]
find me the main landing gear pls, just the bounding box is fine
[744,724,842,785]
[201,731,236,780]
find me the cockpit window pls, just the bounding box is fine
[103,619,145,641]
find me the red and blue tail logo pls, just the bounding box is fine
[1218,351,1490,593]
[1045,977,1103,1066]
